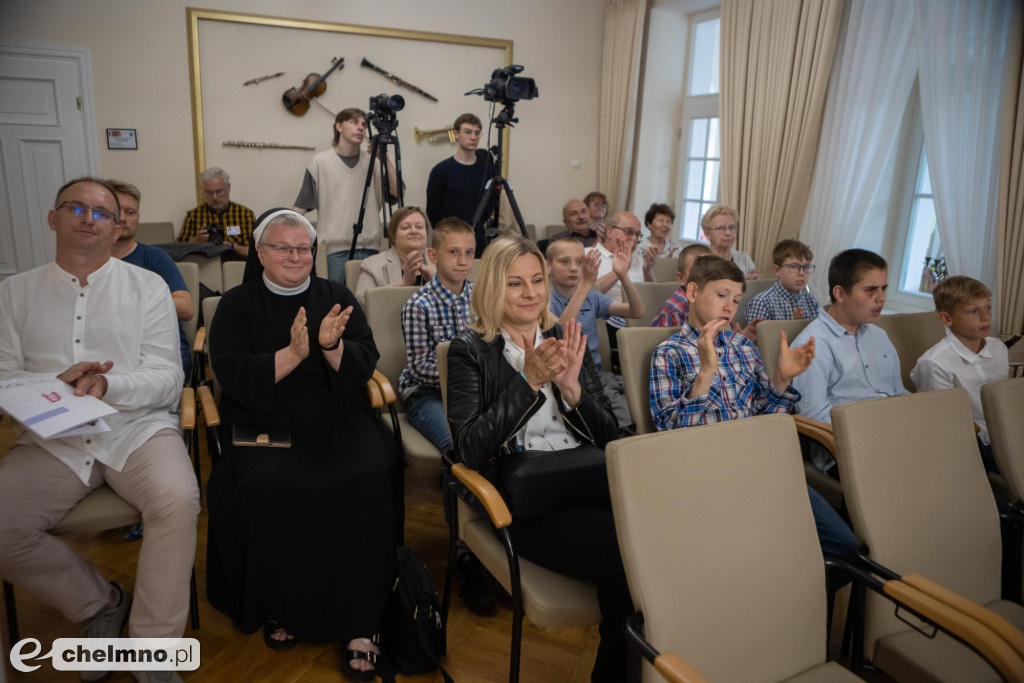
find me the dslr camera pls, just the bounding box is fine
[206,224,225,246]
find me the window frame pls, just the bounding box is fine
[674,8,721,243]
[886,91,936,311]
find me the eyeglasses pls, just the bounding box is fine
[780,263,816,274]
[260,243,313,257]
[607,225,640,238]
[706,224,739,233]
[57,201,118,224]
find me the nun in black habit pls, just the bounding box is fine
[206,208,395,679]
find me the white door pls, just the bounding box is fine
[0,45,97,279]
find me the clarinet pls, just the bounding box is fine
[360,58,439,102]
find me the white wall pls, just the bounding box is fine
[0,0,605,236]
[631,4,687,226]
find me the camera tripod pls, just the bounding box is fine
[350,122,404,255]
[470,103,529,250]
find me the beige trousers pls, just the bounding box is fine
[0,429,200,638]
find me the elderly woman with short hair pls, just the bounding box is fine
[206,208,395,680]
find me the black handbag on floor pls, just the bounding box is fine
[379,546,453,683]
[497,444,610,519]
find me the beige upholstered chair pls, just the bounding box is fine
[982,377,1024,505]
[652,257,679,283]
[832,389,1024,681]
[344,258,362,292]
[873,311,945,392]
[608,417,859,682]
[2,389,202,646]
[616,327,674,434]
[523,223,537,242]
[733,277,775,329]
[361,286,443,470]
[982,377,1024,600]
[179,253,223,294]
[756,318,814,379]
[626,282,681,328]
[608,416,1024,683]
[544,224,564,240]
[756,318,844,508]
[434,342,601,683]
[135,221,174,244]
[221,260,245,292]
[595,318,613,375]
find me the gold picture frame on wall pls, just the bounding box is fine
[185,7,513,207]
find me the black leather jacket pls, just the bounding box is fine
[446,324,618,481]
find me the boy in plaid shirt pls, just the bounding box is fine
[745,239,820,323]
[399,218,476,454]
[649,255,857,570]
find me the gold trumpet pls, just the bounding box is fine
[414,126,456,144]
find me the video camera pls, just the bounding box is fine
[481,65,539,104]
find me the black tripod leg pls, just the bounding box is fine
[350,135,382,256]
[501,180,529,239]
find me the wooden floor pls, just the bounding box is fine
[0,418,601,682]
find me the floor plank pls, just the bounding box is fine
[0,417,599,682]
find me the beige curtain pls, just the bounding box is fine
[599,0,647,212]
[997,3,1024,337]
[720,0,844,270]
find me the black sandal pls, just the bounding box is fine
[341,636,380,681]
[263,620,298,651]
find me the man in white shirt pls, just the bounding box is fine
[0,178,199,682]
[586,211,655,327]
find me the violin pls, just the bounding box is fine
[282,57,344,116]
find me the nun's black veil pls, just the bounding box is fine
[242,207,319,284]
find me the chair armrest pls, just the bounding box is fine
[196,384,220,427]
[793,414,835,457]
[181,387,196,431]
[372,370,398,404]
[451,463,512,529]
[883,579,1024,681]
[902,573,1024,660]
[365,378,384,409]
[192,327,206,355]
[654,653,710,683]
[624,613,710,683]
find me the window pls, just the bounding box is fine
[898,150,943,295]
[676,12,721,242]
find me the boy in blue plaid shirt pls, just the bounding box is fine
[745,239,820,323]
[399,218,477,454]
[649,255,858,571]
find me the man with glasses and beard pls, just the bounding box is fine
[0,177,199,683]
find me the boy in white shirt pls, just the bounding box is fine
[911,276,1009,468]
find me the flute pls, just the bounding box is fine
[360,58,438,103]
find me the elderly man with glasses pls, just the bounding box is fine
[177,166,254,259]
[0,177,200,683]
[586,210,656,328]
